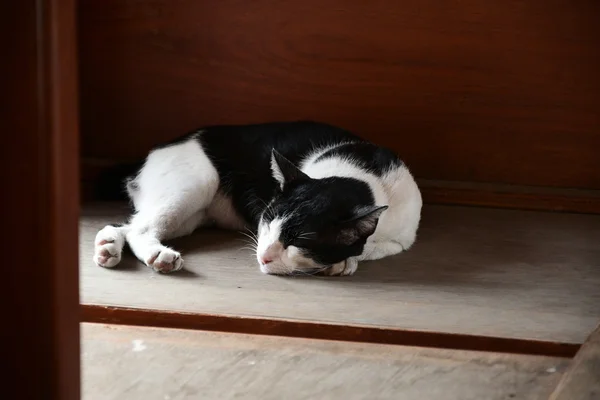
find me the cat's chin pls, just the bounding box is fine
[259,263,292,276]
[259,262,321,276]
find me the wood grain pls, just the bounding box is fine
[82,323,568,400]
[80,203,600,344]
[0,0,80,399]
[549,324,600,400]
[78,0,600,189]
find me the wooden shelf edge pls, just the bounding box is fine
[81,158,600,214]
[81,304,580,358]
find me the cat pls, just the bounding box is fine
[93,121,422,276]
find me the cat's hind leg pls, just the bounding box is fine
[126,138,219,273]
[94,137,219,273]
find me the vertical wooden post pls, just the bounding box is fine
[0,0,80,399]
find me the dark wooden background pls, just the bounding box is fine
[79,0,600,190]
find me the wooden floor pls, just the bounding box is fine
[82,323,567,400]
[80,203,600,344]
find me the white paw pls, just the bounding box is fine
[146,247,183,274]
[326,258,358,276]
[341,258,359,276]
[93,226,124,268]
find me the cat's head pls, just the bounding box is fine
[256,150,387,275]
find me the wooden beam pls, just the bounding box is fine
[0,0,80,399]
[549,323,600,400]
[82,323,568,400]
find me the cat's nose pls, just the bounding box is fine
[260,257,273,265]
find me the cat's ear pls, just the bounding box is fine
[336,205,389,246]
[270,149,310,189]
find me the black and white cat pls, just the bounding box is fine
[93,121,422,276]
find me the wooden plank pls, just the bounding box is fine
[549,324,600,400]
[78,0,600,189]
[80,204,600,344]
[82,323,568,400]
[0,0,80,399]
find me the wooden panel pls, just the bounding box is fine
[82,323,567,400]
[79,204,600,344]
[0,0,80,399]
[550,324,600,400]
[78,0,600,189]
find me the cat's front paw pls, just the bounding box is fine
[326,258,358,276]
[93,226,124,268]
[146,247,184,273]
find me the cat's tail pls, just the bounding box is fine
[94,161,144,201]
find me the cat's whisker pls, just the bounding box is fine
[238,231,258,246]
[240,240,258,248]
[290,265,331,277]
[238,246,258,253]
[256,197,275,220]
[239,231,257,240]
[236,237,257,247]
[243,226,259,240]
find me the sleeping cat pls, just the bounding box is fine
[93,121,422,276]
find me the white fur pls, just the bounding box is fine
[94,225,126,268]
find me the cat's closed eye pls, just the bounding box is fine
[291,232,317,247]
[291,237,313,248]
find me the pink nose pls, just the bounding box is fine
[260,257,273,265]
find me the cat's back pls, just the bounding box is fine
[312,142,403,177]
[199,120,363,167]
